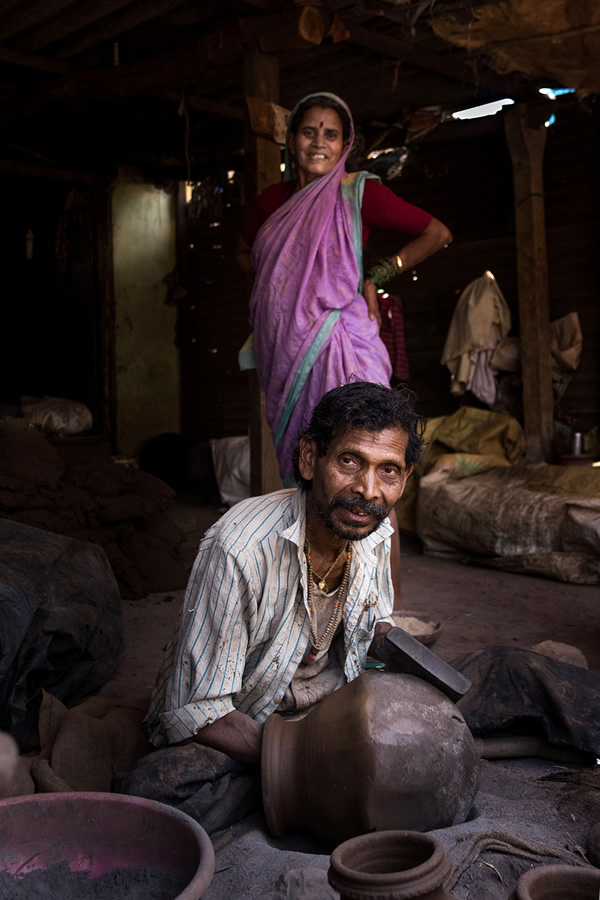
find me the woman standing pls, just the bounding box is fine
[236,92,451,487]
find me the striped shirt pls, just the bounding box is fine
[144,488,394,747]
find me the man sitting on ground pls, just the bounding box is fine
[143,380,423,763]
[119,380,600,835]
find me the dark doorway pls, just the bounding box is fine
[0,175,105,433]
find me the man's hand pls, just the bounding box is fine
[369,621,394,660]
[363,278,382,328]
[180,709,263,764]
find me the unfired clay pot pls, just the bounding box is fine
[261,671,480,847]
[328,830,457,900]
[510,864,600,899]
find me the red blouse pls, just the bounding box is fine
[241,178,433,249]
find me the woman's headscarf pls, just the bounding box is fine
[282,92,354,182]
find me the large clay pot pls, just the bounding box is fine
[261,671,480,847]
[328,830,457,900]
[510,864,600,899]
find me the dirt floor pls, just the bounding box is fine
[399,533,600,672]
[99,493,600,714]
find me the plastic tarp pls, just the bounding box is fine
[0,518,124,751]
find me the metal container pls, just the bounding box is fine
[572,432,583,455]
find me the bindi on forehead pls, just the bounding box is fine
[319,120,324,128]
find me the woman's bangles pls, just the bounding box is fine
[365,254,404,288]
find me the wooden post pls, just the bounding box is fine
[242,46,283,495]
[504,103,554,462]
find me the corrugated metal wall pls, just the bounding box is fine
[181,100,599,438]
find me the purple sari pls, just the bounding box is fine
[249,94,392,484]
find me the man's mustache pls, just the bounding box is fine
[329,497,387,520]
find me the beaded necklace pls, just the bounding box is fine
[304,539,352,661]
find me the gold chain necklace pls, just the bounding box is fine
[305,540,352,661]
[309,543,348,593]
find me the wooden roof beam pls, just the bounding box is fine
[0,158,102,184]
[358,0,508,30]
[240,0,283,8]
[52,0,195,61]
[48,31,244,104]
[0,5,336,127]
[14,0,152,53]
[239,6,331,52]
[0,46,70,74]
[346,21,505,89]
[0,32,239,130]
[159,88,244,121]
[0,0,75,44]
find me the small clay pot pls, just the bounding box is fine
[261,671,480,847]
[510,864,600,899]
[328,830,456,900]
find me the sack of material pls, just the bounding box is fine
[416,463,600,584]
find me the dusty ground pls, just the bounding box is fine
[399,534,600,672]
[100,495,600,712]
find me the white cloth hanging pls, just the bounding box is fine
[441,271,511,405]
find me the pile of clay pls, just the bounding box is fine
[0,861,189,899]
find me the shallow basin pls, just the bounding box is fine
[0,791,214,899]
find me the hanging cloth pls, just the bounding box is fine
[441,270,511,405]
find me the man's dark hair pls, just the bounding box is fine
[289,95,352,143]
[291,381,425,488]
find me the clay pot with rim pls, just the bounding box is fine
[510,864,600,899]
[328,830,457,900]
[261,670,480,847]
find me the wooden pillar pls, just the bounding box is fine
[504,103,553,462]
[243,46,283,495]
[243,47,282,199]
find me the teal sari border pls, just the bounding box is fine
[273,171,380,449]
[274,310,341,449]
[340,171,380,295]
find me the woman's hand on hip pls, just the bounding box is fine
[363,279,382,328]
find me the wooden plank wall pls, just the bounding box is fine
[180,200,250,438]
[365,102,599,431]
[180,100,599,440]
